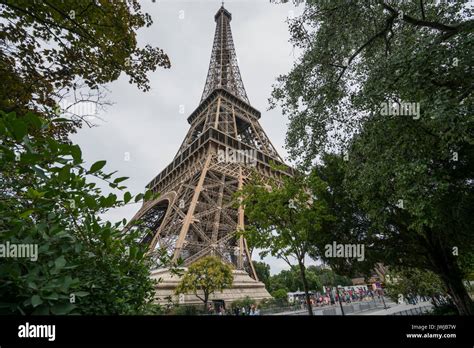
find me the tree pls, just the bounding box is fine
[271,289,288,305]
[309,154,376,278]
[346,116,474,315]
[253,261,271,290]
[271,0,474,315]
[0,0,170,135]
[0,111,163,314]
[239,172,334,315]
[307,266,352,289]
[267,265,350,295]
[384,267,447,307]
[269,266,323,294]
[175,256,233,313]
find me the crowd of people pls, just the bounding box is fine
[207,303,261,316]
[403,293,449,306]
[203,288,451,315]
[205,287,385,315]
[293,287,382,309]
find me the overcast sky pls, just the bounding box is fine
[70,0,308,275]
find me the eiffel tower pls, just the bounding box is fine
[131,5,291,304]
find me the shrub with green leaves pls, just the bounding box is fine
[230,296,256,311]
[0,111,158,314]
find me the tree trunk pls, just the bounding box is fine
[442,272,472,315]
[298,261,313,316]
[203,293,209,314]
[429,240,473,315]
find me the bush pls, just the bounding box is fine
[0,111,158,315]
[170,305,203,316]
[271,289,289,305]
[230,296,256,310]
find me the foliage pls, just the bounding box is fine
[0,0,170,135]
[272,0,472,162]
[230,296,256,311]
[384,267,447,303]
[307,266,352,288]
[253,261,271,290]
[268,266,321,293]
[271,0,474,314]
[0,110,162,314]
[271,289,288,305]
[175,256,233,312]
[266,265,351,294]
[168,304,203,316]
[0,0,173,315]
[307,154,378,277]
[239,171,334,315]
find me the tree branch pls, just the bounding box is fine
[420,0,426,20]
[336,13,396,83]
[382,2,459,32]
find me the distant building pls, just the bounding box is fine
[287,291,313,303]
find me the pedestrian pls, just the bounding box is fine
[249,304,255,316]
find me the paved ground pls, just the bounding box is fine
[272,299,385,316]
[355,301,433,315]
[272,300,433,316]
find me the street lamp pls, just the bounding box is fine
[336,286,345,316]
[380,288,388,309]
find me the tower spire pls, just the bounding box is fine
[200,5,250,104]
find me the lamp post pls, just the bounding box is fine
[380,288,388,309]
[336,286,345,316]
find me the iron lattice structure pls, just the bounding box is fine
[130,6,291,280]
[201,6,249,104]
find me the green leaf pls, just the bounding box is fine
[58,166,70,182]
[89,160,106,173]
[31,295,42,307]
[85,195,97,209]
[55,256,66,269]
[27,282,38,290]
[70,145,82,164]
[11,119,27,141]
[42,293,59,300]
[124,191,132,204]
[24,112,42,130]
[19,209,34,218]
[113,176,129,184]
[134,193,144,203]
[74,291,89,297]
[50,303,75,315]
[144,190,153,201]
